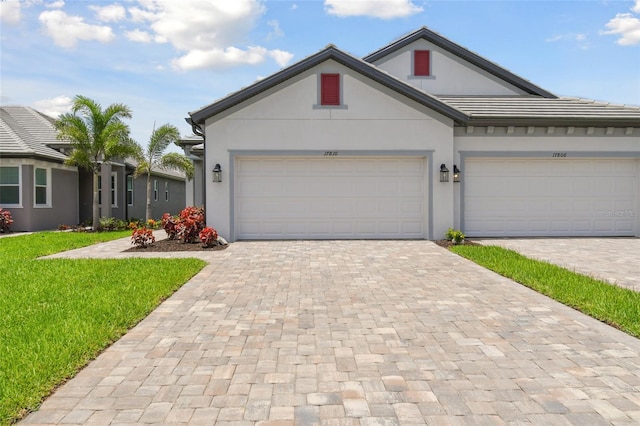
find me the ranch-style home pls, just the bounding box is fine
[0,106,187,231]
[185,27,640,242]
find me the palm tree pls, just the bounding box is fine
[55,95,138,230]
[134,124,194,221]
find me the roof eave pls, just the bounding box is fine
[463,117,640,127]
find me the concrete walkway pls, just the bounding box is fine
[476,238,640,292]
[22,238,640,425]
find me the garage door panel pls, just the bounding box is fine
[236,157,427,239]
[465,158,637,237]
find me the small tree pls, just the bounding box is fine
[134,124,194,221]
[55,95,138,230]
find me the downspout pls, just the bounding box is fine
[185,118,206,211]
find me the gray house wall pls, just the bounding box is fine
[126,174,187,220]
[9,164,79,232]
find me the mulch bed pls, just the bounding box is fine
[125,237,228,252]
[434,239,481,249]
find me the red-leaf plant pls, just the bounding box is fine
[161,213,178,240]
[131,227,156,248]
[176,207,205,243]
[199,227,219,248]
[0,208,13,233]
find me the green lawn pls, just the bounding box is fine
[0,232,207,425]
[450,244,640,338]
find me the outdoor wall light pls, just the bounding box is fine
[212,163,222,183]
[453,165,461,183]
[439,164,450,182]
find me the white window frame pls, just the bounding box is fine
[110,172,117,207]
[0,165,22,208]
[165,181,169,202]
[126,175,134,206]
[34,167,51,208]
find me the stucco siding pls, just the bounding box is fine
[371,39,527,96]
[204,61,456,240]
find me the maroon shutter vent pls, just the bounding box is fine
[321,74,340,105]
[414,50,430,76]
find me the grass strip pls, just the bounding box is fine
[450,245,640,338]
[0,232,207,424]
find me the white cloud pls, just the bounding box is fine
[46,1,65,8]
[90,3,126,23]
[171,46,269,71]
[267,19,284,40]
[601,1,640,45]
[129,0,293,71]
[0,1,22,25]
[324,0,423,19]
[39,10,116,48]
[126,28,152,43]
[602,13,640,45]
[33,95,73,117]
[268,49,294,67]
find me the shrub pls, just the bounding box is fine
[199,227,219,247]
[98,217,129,231]
[445,227,465,244]
[161,213,178,240]
[131,227,156,248]
[0,209,13,233]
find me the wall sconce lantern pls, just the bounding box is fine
[453,165,461,183]
[439,164,449,182]
[212,163,222,182]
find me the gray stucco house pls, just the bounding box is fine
[0,106,188,231]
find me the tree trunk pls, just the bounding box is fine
[146,172,152,222]
[92,171,100,231]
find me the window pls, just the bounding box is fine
[164,182,169,202]
[126,175,134,206]
[321,73,340,106]
[414,50,431,76]
[97,175,102,205]
[34,168,50,206]
[153,180,158,201]
[110,172,117,207]
[0,166,20,206]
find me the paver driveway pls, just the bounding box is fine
[476,238,640,293]
[23,240,640,425]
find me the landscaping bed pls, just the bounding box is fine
[126,236,228,252]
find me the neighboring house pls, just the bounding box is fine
[0,106,187,231]
[185,27,640,241]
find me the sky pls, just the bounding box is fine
[1,0,639,149]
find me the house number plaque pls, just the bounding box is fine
[324,151,339,156]
[552,152,567,157]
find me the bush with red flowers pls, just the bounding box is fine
[131,227,156,248]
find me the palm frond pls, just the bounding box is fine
[159,152,195,180]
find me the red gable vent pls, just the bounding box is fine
[321,73,340,105]
[414,50,431,76]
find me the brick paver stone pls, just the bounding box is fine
[20,239,640,424]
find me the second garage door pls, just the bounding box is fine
[235,157,427,239]
[464,158,638,237]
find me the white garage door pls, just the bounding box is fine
[464,158,638,237]
[236,157,427,239]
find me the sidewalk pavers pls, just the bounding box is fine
[21,239,640,424]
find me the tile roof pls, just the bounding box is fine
[437,96,640,126]
[0,106,68,161]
